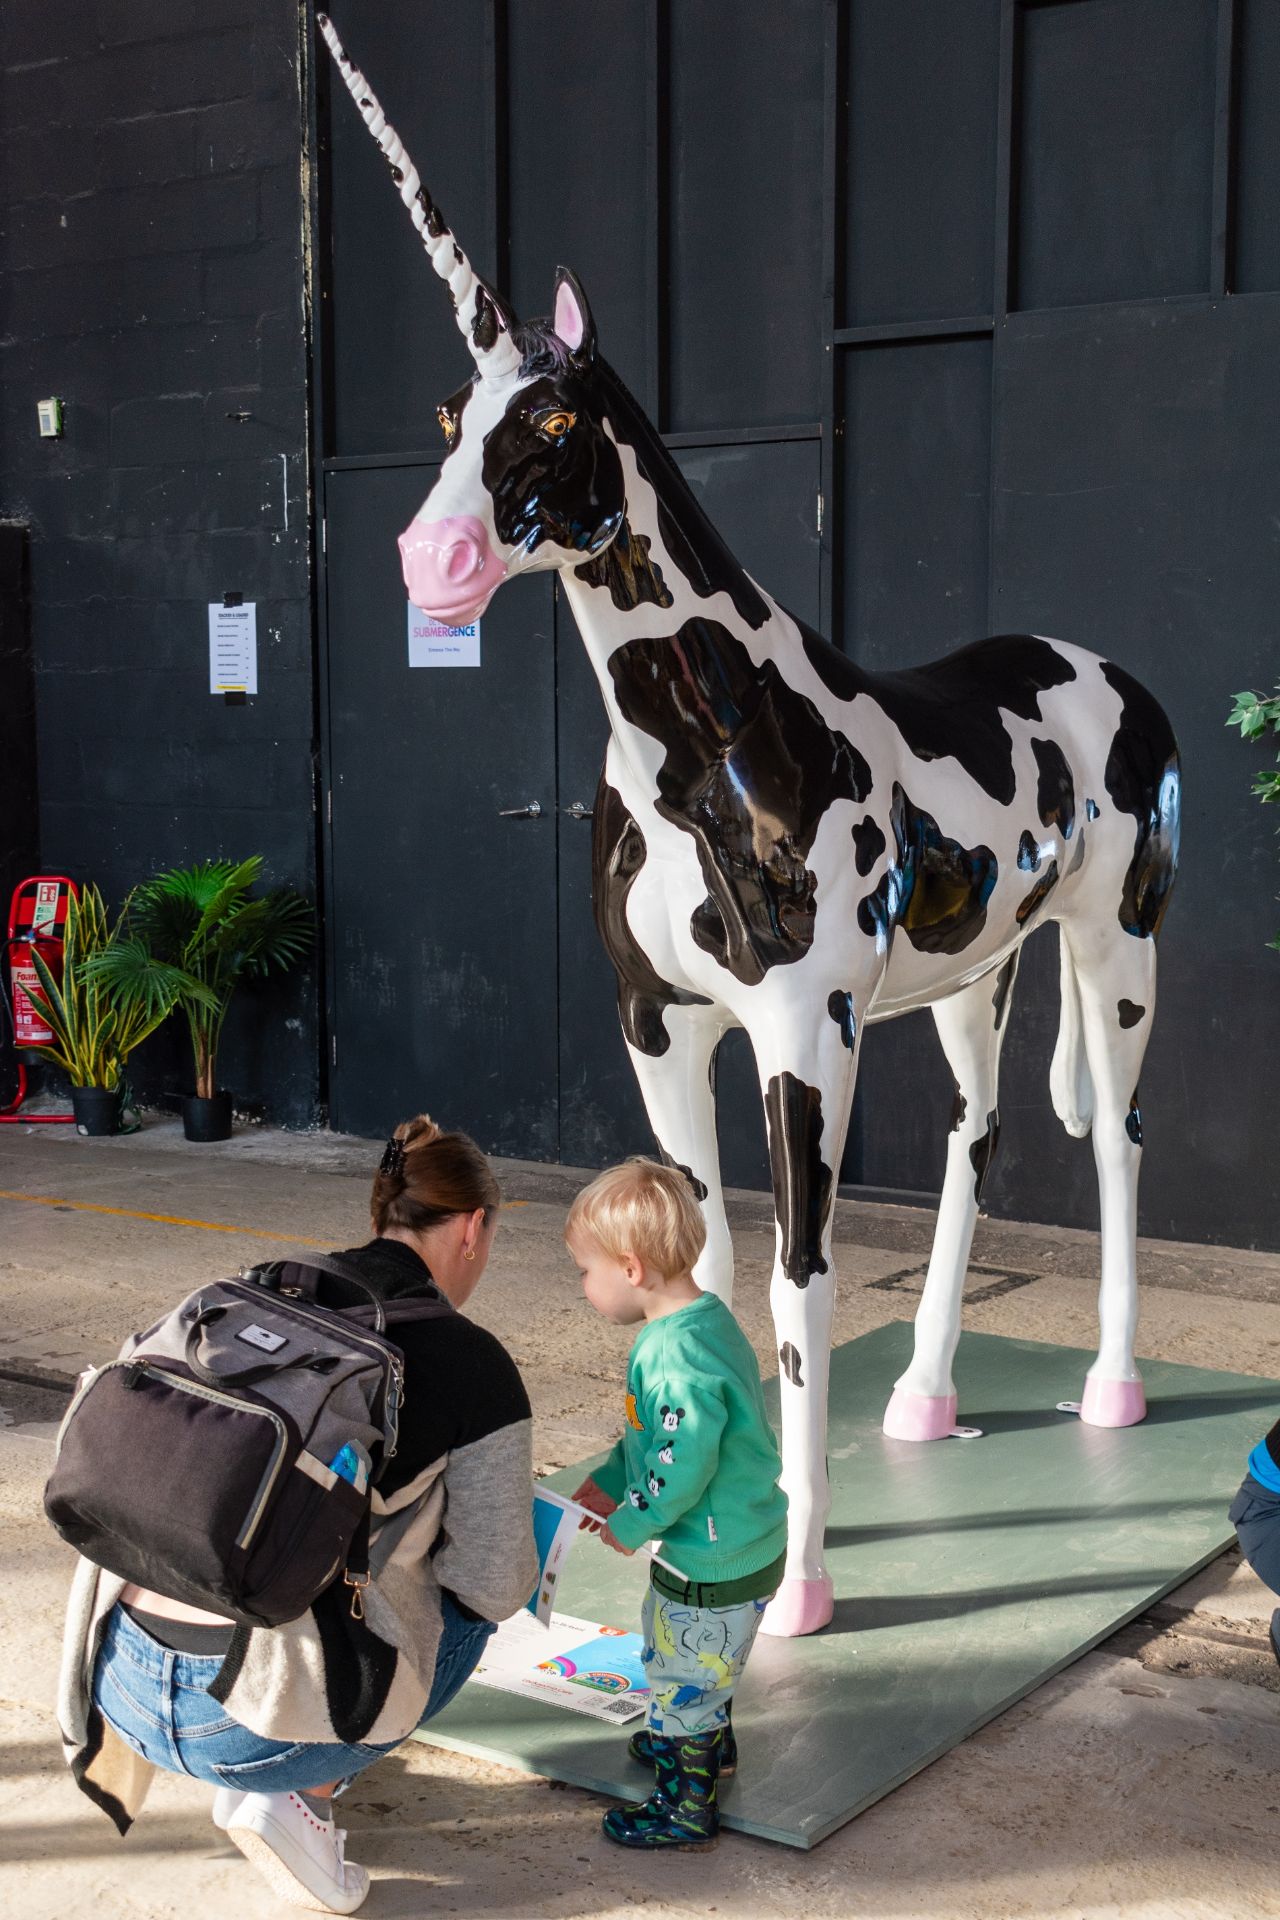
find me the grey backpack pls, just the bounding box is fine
[44,1256,450,1628]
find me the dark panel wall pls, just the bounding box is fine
[989,298,1280,1247]
[317,0,1280,1249]
[838,0,1280,1251]
[844,0,999,326]
[0,524,37,927]
[1014,0,1217,310]
[0,0,318,1121]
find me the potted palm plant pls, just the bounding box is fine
[94,858,313,1142]
[25,885,211,1135]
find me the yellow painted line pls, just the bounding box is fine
[0,1187,530,1243]
[0,1189,330,1244]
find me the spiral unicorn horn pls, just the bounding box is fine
[317,13,521,384]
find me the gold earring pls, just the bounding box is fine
[463,1246,476,1262]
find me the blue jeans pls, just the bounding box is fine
[1230,1472,1280,1600]
[91,1596,496,1795]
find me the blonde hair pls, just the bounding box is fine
[371,1113,500,1235]
[566,1158,706,1280]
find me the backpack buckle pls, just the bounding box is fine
[343,1569,370,1621]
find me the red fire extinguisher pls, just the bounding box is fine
[1,875,80,1123]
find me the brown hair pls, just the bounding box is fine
[370,1114,501,1236]
[565,1158,706,1280]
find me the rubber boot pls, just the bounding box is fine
[1270,1607,1280,1671]
[602,1729,722,1850]
[629,1698,737,1775]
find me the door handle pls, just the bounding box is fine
[497,801,544,819]
[562,801,594,820]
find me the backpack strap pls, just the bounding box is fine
[246,1254,389,1334]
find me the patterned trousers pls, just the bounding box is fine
[640,1585,769,1737]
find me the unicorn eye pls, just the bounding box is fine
[437,406,457,443]
[535,409,576,441]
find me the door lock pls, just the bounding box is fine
[562,801,594,820]
[497,801,543,819]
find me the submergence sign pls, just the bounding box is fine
[407,605,481,667]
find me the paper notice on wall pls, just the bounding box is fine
[407,604,481,667]
[209,602,258,694]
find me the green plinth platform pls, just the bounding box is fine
[415,1324,1277,1847]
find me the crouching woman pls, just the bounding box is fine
[57,1116,537,1916]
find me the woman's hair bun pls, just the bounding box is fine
[371,1113,500,1236]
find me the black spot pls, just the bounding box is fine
[574,517,673,612]
[801,630,1078,806]
[1117,999,1146,1030]
[991,953,1018,1031]
[969,1109,1001,1201]
[1100,661,1181,940]
[764,1072,832,1289]
[656,1145,709,1203]
[779,1342,804,1387]
[1126,1091,1143,1146]
[388,163,403,185]
[1017,830,1042,872]
[827,990,857,1051]
[595,359,770,630]
[608,620,872,986]
[851,815,886,876]
[482,372,625,560]
[1031,736,1076,838]
[417,186,446,240]
[1085,797,1100,821]
[453,242,463,264]
[950,1079,968,1132]
[1015,860,1060,926]
[470,285,501,353]
[857,784,998,956]
[591,776,711,1057]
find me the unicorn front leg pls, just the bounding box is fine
[624,1002,735,1302]
[748,988,863,1638]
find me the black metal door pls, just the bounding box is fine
[324,463,559,1155]
[556,436,822,1184]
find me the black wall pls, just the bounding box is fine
[0,524,37,969]
[314,0,1280,1252]
[0,0,319,1121]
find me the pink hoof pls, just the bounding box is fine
[1079,1375,1147,1428]
[759,1575,834,1638]
[882,1388,958,1442]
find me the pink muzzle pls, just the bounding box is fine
[398,514,507,625]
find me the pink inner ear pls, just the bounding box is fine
[554,279,584,351]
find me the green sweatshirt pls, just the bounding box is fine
[594,1292,788,1582]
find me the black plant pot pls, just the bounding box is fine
[71,1085,123,1136]
[182,1091,233,1143]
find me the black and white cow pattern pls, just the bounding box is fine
[323,16,1182,1640]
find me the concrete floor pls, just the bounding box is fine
[1,1115,1278,1918]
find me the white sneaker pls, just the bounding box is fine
[225,1790,370,1914]
[211,1786,244,1830]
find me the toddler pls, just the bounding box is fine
[567,1160,787,1850]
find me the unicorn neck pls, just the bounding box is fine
[560,358,788,785]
